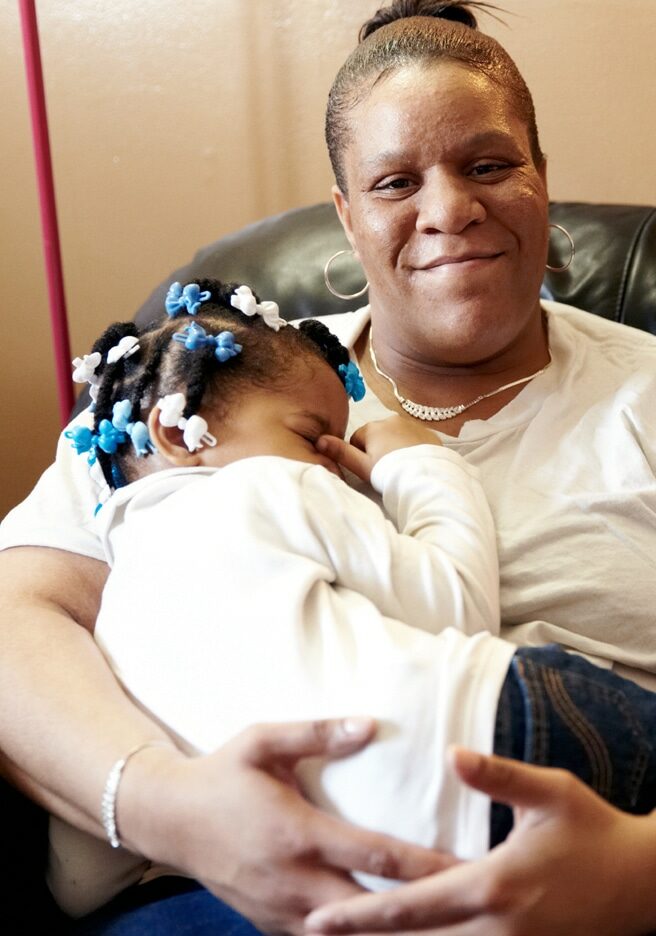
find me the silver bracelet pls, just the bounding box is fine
[101,740,171,849]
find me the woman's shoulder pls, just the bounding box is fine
[544,300,656,355]
[544,300,656,420]
[0,408,105,560]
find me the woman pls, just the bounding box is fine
[1,1,655,933]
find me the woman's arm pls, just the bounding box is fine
[306,749,656,936]
[0,545,163,832]
[0,545,447,933]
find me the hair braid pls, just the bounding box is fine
[83,322,140,488]
[298,320,350,373]
[126,330,173,423]
[183,347,220,419]
[92,358,127,488]
[91,322,140,433]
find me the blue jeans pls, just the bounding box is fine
[73,644,656,933]
[70,878,261,935]
[491,643,656,845]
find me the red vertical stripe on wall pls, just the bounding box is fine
[19,0,74,426]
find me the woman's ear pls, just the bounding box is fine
[332,184,359,258]
[147,407,202,467]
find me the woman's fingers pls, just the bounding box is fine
[238,719,454,883]
[239,717,377,767]
[448,746,580,811]
[305,860,485,933]
[310,809,459,883]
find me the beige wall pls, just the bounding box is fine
[2,0,655,518]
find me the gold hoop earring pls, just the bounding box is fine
[323,250,369,300]
[546,223,575,272]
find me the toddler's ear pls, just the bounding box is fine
[147,408,202,467]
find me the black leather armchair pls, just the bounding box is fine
[5,199,656,931]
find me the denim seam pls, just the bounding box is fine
[541,666,613,800]
[543,669,650,808]
[514,657,548,765]
[608,691,650,809]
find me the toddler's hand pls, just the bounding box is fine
[317,415,441,484]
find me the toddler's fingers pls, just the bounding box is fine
[317,435,372,483]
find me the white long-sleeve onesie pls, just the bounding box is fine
[49,446,514,915]
[95,447,513,856]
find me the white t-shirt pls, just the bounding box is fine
[324,302,656,689]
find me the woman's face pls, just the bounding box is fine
[333,62,550,367]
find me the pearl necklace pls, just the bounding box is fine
[368,331,551,422]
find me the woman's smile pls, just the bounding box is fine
[410,251,504,272]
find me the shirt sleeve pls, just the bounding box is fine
[0,410,107,561]
[300,446,500,636]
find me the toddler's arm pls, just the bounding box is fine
[315,417,499,635]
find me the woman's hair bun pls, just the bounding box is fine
[359,1,481,43]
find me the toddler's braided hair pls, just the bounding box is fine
[87,279,353,490]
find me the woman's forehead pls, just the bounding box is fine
[357,60,508,123]
[345,62,528,162]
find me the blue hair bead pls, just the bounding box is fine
[97,419,127,455]
[165,282,212,317]
[172,323,242,363]
[108,400,154,457]
[64,425,99,465]
[338,361,366,402]
[130,421,153,457]
[172,321,209,350]
[213,331,242,363]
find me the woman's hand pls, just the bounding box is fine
[120,718,454,935]
[305,748,656,936]
[317,416,441,484]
